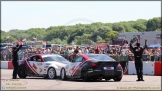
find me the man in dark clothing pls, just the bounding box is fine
[74,46,79,54]
[12,42,22,79]
[129,39,147,81]
[72,46,79,61]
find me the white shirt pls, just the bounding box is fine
[82,49,88,54]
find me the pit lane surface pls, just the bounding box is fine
[1,69,161,90]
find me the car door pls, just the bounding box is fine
[73,56,86,77]
[27,55,44,75]
[68,56,84,77]
[35,56,44,75]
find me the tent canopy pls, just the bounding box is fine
[148,43,161,48]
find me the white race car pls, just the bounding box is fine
[17,54,70,79]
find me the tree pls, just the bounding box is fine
[146,19,157,31]
[96,36,103,42]
[1,17,161,44]
[105,30,118,40]
[133,23,146,32]
[112,23,125,32]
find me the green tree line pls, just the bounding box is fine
[1,17,161,45]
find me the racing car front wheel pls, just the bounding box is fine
[60,68,67,80]
[81,69,89,82]
[47,67,57,79]
[18,66,27,79]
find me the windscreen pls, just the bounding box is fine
[86,54,115,61]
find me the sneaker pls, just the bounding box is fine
[136,79,141,81]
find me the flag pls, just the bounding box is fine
[22,38,26,42]
[6,36,10,39]
[134,35,140,43]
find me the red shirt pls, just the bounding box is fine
[95,48,100,54]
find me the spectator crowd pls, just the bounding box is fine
[1,44,161,62]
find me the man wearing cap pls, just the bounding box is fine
[129,39,147,81]
[12,42,22,79]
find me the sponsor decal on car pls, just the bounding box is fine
[44,66,48,68]
[39,68,42,72]
[69,70,72,74]
[55,64,61,68]
[33,63,37,69]
[37,63,42,65]
[45,63,51,65]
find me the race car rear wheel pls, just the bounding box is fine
[82,69,89,82]
[60,68,67,80]
[18,66,26,79]
[47,67,57,79]
[113,77,122,81]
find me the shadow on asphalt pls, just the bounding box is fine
[2,77,135,82]
[10,77,136,82]
[21,77,132,82]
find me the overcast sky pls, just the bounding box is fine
[1,1,161,32]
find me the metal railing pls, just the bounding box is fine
[0,54,161,62]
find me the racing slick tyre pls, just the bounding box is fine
[60,68,67,80]
[18,66,27,79]
[47,67,57,79]
[81,69,89,82]
[113,77,122,81]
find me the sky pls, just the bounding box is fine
[1,1,161,32]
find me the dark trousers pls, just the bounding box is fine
[12,61,18,78]
[135,58,143,80]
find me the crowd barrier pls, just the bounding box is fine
[0,54,161,76]
[0,54,161,62]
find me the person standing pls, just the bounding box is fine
[12,42,22,79]
[95,46,100,54]
[129,39,147,81]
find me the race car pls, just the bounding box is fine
[60,54,123,82]
[17,54,70,79]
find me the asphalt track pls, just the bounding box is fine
[1,69,161,90]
